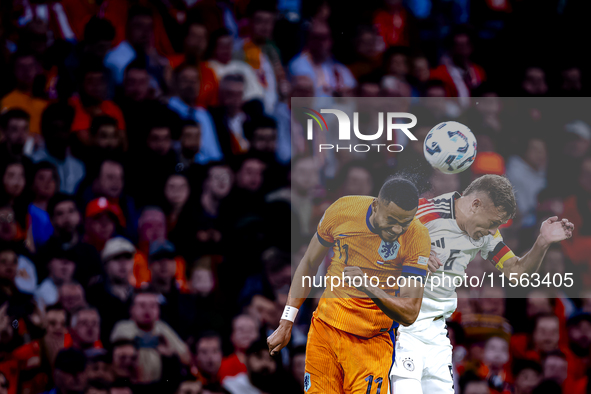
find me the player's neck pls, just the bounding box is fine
[454,197,468,234]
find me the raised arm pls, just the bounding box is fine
[499,217,573,280]
[267,233,329,355]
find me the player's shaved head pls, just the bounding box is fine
[378,177,419,211]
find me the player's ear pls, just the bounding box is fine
[471,198,481,212]
[372,198,378,211]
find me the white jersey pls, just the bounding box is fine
[399,192,515,341]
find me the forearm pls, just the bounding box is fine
[502,235,551,278]
[286,258,319,309]
[360,285,424,326]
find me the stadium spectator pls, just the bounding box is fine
[373,0,415,48]
[110,288,191,383]
[192,331,225,391]
[566,313,591,380]
[87,237,135,345]
[506,137,548,228]
[171,162,232,256]
[58,282,87,315]
[146,240,188,332]
[34,104,85,196]
[83,197,123,253]
[41,193,102,286]
[173,122,201,172]
[222,339,281,394]
[168,21,218,108]
[167,65,224,164]
[133,207,188,291]
[85,349,113,383]
[84,116,125,167]
[210,74,252,157]
[110,339,139,383]
[347,26,383,79]
[103,6,169,87]
[0,159,28,242]
[289,21,356,97]
[217,314,259,382]
[512,359,542,394]
[0,51,48,134]
[69,64,126,140]
[0,110,33,170]
[34,246,77,308]
[430,27,486,107]
[80,160,138,241]
[207,28,265,104]
[162,174,191,235]
[235,1,286,114]
[520,67,548,97]
[67,307,102,350]
[562,156,591,283]
[46,348,88,394]
[27,161,58,250]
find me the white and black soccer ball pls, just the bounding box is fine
[423,121,477,174]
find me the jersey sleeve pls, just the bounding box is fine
[401,221,431,278]
[316,199,340,247]
[481,230,516,270]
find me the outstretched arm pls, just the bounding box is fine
[267,234,329,355]
[500,217,574,280]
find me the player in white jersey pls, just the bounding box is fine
[389,174,574,394]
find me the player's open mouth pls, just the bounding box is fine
[386,230,397,237]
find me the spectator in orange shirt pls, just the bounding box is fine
[69,63,126,144]
[133,207,187,292]
[0,50,48,134]
[168,21,218,108]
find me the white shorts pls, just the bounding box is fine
[389,319,454,394]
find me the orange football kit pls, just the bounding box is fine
[304,196,431,393]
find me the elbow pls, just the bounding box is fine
[397,311,420,327]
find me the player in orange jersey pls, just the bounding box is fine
[267,177,432,393]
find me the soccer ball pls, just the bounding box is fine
[423,121,477,174]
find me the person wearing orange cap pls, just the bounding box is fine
[83,197,125,253]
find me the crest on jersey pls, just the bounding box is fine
[378,240,400,260]
[403,357,415,371]
[304,372,311,391]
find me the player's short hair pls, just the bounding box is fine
[378,177,419,211]
[463,174,517,219]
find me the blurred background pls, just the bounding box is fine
[0,0,589,394]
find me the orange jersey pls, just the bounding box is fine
[315,196,431,337]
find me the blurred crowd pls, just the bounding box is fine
[0,0,590,394]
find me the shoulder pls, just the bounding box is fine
[417,193,456,225]
[328,195,373,214]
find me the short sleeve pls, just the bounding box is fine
[401,222,431,278]
[481,230,516,270]
[316,200,340,247]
